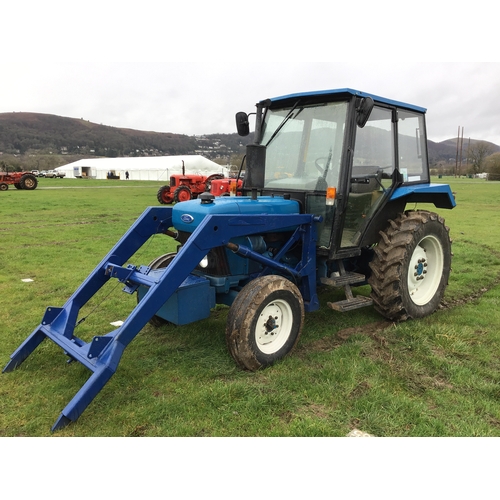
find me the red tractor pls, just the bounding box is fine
[157,173,225,205]
[208,177,244,197]
[0,171,38,191]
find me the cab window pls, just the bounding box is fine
[397,110,429,183]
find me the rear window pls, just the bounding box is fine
[398,110,429,183]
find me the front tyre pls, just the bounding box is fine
[368,210,452,321]
[226,275,304,371]
[157,185,172,204]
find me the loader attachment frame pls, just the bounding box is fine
[4,206,320,431]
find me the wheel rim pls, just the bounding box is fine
[24,178,35,188]
[407,234,444,306]
[177,189,191,202]
[255,299,293,355]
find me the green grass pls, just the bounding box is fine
[1,176,500,437]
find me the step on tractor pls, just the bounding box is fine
[0,171,38,191]
[157,162,225,204]
[4,88,455,431]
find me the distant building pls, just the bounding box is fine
[55,155,229,181]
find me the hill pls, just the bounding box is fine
[0,112,200,157]
[0,113,254,174]
[427,137,500,165]
[0,111,498,169]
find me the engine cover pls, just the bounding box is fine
[172,195,300,233]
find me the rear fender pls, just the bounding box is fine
[390,183,456,209]
[359,183,455,247]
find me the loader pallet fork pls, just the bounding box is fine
[3,206,320,431]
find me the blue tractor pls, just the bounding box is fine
[4,88,455,430]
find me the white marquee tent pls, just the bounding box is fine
[55,155,230,181]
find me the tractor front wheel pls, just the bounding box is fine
[368,210,452,321]
[139,252,177,327]
[0,183,8,191]
[173,186,192,203]
[226,275,304,371]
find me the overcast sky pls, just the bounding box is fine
[3,3,499,145]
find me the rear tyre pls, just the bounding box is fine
[368,210,452,321]
[157,185,172,204]
[14,183,22,189]
[173,186,192,203]
[20,174,38,190]
[138,252,177,327]
[226,275,304,371]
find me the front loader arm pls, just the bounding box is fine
[4,206,320,431]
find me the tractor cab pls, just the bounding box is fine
[237,89,436,259]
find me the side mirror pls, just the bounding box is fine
[245,144,266,189]
[356,96,375,128]
[235,112,250,136]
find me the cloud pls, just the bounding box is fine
[2,62,500,144]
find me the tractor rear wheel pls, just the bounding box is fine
[368,210,452,321]
[139,252,177,327]
[173,186,192,203]
[157,185,172,204]
[20,174,38,190]
[226,275,304,371]
[14,183,22,189]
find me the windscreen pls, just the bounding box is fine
[260,101,348,192]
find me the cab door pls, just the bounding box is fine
[339,106,396,249]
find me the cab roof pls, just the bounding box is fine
[266,88,426,113]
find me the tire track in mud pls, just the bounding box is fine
[441,238,500,310]
[296,320,393,356]
[298,278,500,356]
[298,239,500,356]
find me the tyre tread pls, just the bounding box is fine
[368,210,452,321]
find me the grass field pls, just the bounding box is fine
[1,176,500,437]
